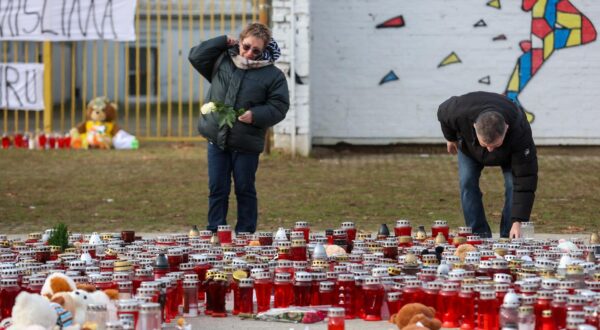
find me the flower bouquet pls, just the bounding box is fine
[200,101,246,128]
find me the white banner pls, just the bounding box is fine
[0,63,44,110]
[0,0,137,41]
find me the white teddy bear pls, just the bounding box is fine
[6,292,57,330]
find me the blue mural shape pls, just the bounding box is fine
[379,70,399,85]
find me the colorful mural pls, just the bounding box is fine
[504,0,597,122]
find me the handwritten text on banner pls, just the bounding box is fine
[0,63,44,110]
[0,0,137,41]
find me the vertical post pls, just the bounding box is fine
[259,0,272,154]
[43,41,53,133]
[259,0,269,24]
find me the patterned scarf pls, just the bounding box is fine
[228,37,281,70]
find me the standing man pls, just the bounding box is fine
[189,23,289,234]
[437,91,538,238]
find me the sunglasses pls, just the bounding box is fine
[241,43,263,56]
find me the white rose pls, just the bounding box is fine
[201,102,216,115]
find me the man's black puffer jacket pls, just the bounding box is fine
[437,91,538,222]
[189,35,289,153]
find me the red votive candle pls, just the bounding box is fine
[293,272,312,306]
[394,219,412,237]
[274,273,294,308]
[254,271,273,313]
[217,225,232,245]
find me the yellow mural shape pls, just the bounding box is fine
[507,65,520,92]
[567,29,582,46]
[486,0,501,9]
[543,33,555,59]
[532,0,548,18]
[438,52,461,67]
[557,12,582,28]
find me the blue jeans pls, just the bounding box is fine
[207,142,260,234]
[458,149,513,238]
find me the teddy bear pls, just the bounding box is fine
[5,291,57,330]
[74,284,118,323]
[50,292,77,326]
[70,96,120,149]
[41,272,77,299]
[389,303,442,330]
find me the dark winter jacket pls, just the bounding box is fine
[437,91,538,221]
[188,35,290,153]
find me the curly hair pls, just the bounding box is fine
[239,22,272,46]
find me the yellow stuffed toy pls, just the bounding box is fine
[71,97,120,149]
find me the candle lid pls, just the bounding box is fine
[239,278,254,287]
[364,276,380,285]
[139,302,161,312]
[395,219,411,227]
[327,307,345,317]
[295,272,312,282]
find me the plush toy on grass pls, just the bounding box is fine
[70,97,120,149]
[389,303,442,330]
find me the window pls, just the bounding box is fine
[128,46,158,96]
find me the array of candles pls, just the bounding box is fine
[1,132,71,150]
[0,220,599,330]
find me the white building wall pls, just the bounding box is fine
[276,0,600,149]
[272,0,312,156]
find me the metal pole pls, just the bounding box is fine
[43,41,53,133]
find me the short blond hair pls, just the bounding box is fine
[239,23,271,46]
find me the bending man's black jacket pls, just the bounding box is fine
[437,91,538,222]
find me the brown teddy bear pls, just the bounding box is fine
[70,97,120,149]
[390,303,442,330]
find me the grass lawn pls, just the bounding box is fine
[1,142,599,235]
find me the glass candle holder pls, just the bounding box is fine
[362,277,384,321]
[182,279,199,317]
[208,273,228,317]
[341,222,357,242]
[335,273,356,319]
[258,232,273,246]
[121,230,135,243]
[254,271,273,313]
[294,221,310,242]
[431,220,449,240]
[137,303,161,330]
[293,272,312,306]
[217,225,232,245]
[274,272,293,308]
[318,281,335,306]
[117,299,139,329]
[290,240,307,261]
[394,219,412,237]
[0,278,20,319]
[477,290,500,330]
[237,278,254,315]
[328,307,345,330]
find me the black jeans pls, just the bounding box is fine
[207,142,260,233]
